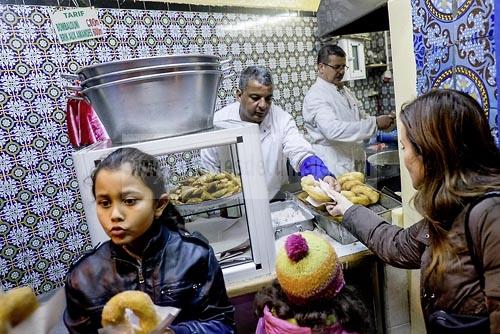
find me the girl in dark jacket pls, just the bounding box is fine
[64,147,235,333]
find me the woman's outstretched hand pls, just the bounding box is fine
[323,175,341,192]
[324,189,354,217]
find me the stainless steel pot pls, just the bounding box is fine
[80,62,224,88]
[366,150,400,179]
[77,54,220,79]
[80,69,223,144]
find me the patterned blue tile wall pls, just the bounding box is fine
[0,4,395,294]
[411,0,498,146]
[0,4,321,294]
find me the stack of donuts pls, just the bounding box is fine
[338,172,379,206]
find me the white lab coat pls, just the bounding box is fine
[302,77,376,177]
[200,102,314,198]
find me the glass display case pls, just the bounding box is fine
[73,121,276,285]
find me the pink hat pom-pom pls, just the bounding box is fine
[285,234,309,262]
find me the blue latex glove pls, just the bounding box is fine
[299,155,334,180]
[377,129,398,143]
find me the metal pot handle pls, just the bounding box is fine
[222,72,236,80]
[220,60,236,80]
[61,73,79,81]
[66,95,86,101]
[220,58,232,66]
[64,85,91,102]
[65,85,82,92]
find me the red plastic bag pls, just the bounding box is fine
[66,95,109,147]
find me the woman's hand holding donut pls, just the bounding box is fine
[325,189,354,217]
[323,175,341,192]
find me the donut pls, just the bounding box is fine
[340,190,355,198]
[301,176,332,203]
[102,291,159,334]
[350,185,379,204]
[338,171,365,185]
[0,286,39,333]
[341,179,364,191]
[341,190,371,206]
[349,193,371,206]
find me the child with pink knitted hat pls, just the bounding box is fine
[254,231,373,334]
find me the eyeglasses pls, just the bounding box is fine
[322,63,349,71]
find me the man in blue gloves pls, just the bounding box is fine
[302,45,395,176]
[201,66,339,199]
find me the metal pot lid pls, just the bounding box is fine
[80,61,222,87]
[81,69,223,93]
[76,54,221,75]
[367,150,400,166]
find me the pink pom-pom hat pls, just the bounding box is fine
[276,231,345,305]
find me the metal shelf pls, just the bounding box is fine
[366,63,388,68]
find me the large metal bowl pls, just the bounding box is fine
[366,150,400,179]
[77,54,220,79]
[80,69,222,144]
[367,150,400,166]
[80,62,222,88]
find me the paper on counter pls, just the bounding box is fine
[98,305,180,334]
[318,179,338,202]
[151,305,180,334]
[304,179,337,208]
[391,207,404,227]
[305,195,328,207]
[10,287,66,334]
[185,217,249,256]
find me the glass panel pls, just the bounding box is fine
[352,44,359,71]
[155,143,253,269]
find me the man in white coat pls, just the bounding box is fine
[201,66,337,199]
[302,44,395,177]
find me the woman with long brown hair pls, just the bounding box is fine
[325,89,500,332]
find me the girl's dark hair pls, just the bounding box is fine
[400,89,500,284]
[91,147,184,230]
[254,281,374,333]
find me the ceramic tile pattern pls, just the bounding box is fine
[351,31,396,115]
[411,0,498,146]
[0,3,394,294]
[0,4,322,293]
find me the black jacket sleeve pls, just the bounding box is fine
[169,246,235,334]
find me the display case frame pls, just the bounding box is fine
[72,121,276,285]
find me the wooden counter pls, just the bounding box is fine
[227,235,373,298]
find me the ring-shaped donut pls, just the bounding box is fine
[101,291,159,334]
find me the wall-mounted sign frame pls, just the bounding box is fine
[50,7,103,44]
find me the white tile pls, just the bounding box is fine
[387,322,411,334]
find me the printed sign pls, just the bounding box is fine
[50,7,103,44]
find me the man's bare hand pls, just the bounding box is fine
[376,113,396,130]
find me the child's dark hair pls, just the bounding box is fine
[254,280,374,333]
[91,147,184,229]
